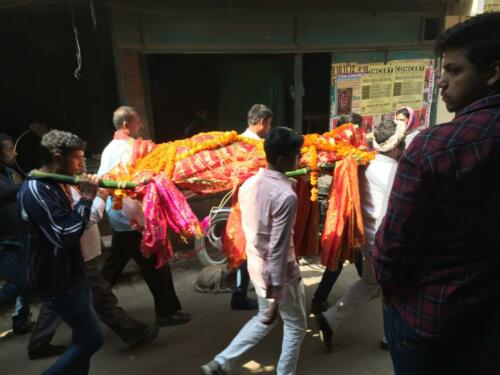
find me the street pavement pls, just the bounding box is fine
[0,257,393,375]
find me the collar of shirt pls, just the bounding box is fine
[258,168,292,186]
[455,94,500,119]
[241,128,262,140]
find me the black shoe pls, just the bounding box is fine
[13,320,36,335]
[28,343,68,360]
[379,340,389,351]
[231,297,258,310]
[200,360,227,375]
[131,325,159,347]
[156,311,191,327]
[310,301,329,314]
[315,312,333,352]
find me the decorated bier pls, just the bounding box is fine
[102,125,375,271]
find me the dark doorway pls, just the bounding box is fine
[147,54,294,142]
[302,53,332,134]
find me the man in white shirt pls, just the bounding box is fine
[315,119,406,351]
[98,106,189,327]
[201,127,306,375]
[230,104,273,311]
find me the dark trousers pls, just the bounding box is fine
[312,252,363,304]
[40,277,103,375]
[101,230,181,317]
[384,304,499,375]
[29,258,149,351]
[0,243,31,329]
[232,261,250,300]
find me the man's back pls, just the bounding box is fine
[239,168,298,290]
[375,95,500,337]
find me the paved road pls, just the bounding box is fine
[0,258,393,375]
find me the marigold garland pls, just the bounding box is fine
[111,128,374,204]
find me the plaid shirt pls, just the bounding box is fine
[373,95,500,338]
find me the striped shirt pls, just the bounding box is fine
[373,95,500,337]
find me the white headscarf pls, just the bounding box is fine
[372,120,406,153]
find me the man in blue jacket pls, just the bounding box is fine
[19,130,103,375]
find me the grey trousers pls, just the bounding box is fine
[28,258,149,351]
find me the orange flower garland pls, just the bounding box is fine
[110,128,374,204]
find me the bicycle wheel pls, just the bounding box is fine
[195,208,230,267]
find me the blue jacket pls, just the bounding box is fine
[18,178,92,295]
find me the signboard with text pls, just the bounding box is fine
[330,59,436,132]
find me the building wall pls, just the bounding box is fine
[0,2,118,161]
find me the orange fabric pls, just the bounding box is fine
[320,157,365,271]
[222,193,247,270]
[293,176,319,257]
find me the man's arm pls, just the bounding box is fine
[22,180,92,249]
[0,178,21,204]
[263,193,297,301]
[373,151,425,295]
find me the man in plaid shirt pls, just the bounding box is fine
[373,12,500,375]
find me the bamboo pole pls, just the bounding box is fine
[29,170,138,190]
[29,163,335,189]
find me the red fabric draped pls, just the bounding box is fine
[320,157,365,271]
[293,176,320,257]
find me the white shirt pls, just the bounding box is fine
[359,153,398,246]
[239,168,300,295]
[97,138,134,176]
[69,186,106,262]
[241,128,262,140]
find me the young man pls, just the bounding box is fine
[373,12,500,375]
[231,103,273,311]
[201,127,306,375]
[27,160,158,359]
[19,130,103,375]
[98,106,189,326]
[0,133,34,334]
[315,119,406,351]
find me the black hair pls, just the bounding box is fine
[374,119,398,144]
[337,113,363,127]
[435,12,500,72]
[264,127,303,166]
[247,104,273,126]
[0,133,14,147]
[395,108,410,119]
[0,133,14,163]
[40,130,86,165]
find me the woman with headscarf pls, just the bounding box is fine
[395,107,422,148]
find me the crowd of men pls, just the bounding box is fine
[0,11,499,375]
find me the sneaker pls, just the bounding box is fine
[156,311,191,327]
[310,300,329,314]
[200,360,226,375]
[230,297,258,310]
[315,312,333,352]
[131,325,159,347]
[28,343,68,360]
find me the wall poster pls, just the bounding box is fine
[330,59,436,133]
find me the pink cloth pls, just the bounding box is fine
[238,168,300,300]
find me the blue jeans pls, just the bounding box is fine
[41,276,103,375]
[0,242,31,329]
[384,304,499,375]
